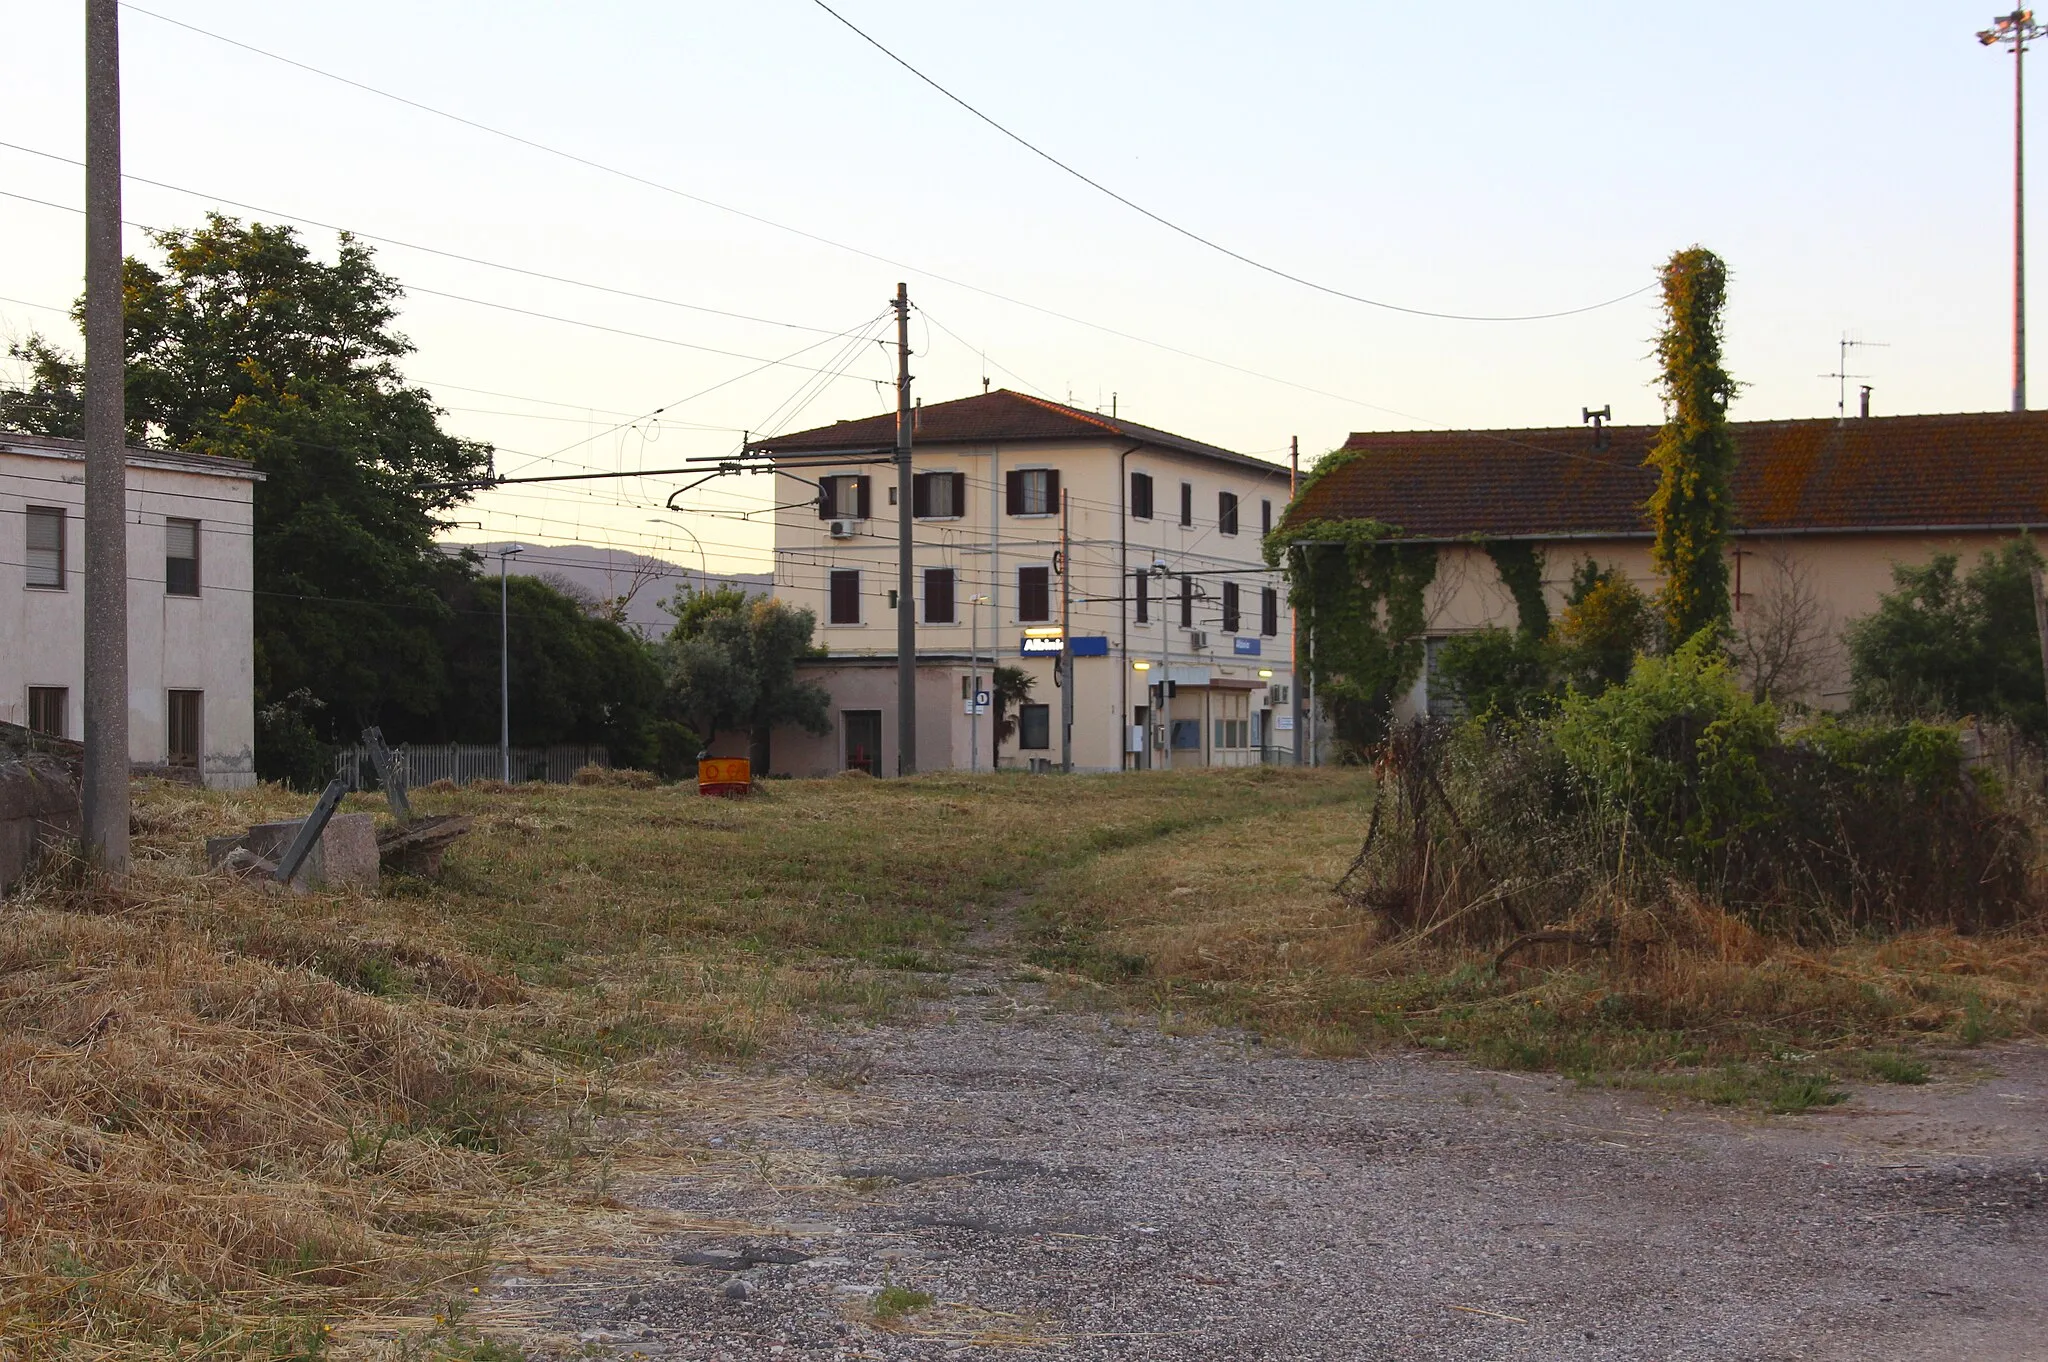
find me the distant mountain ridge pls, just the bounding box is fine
[440,542,772,640]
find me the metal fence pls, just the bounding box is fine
[333,743,610,791]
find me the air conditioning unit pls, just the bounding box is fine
[1269,684,1290,706]
[828,519,858,539]
[1187,630,1209,650]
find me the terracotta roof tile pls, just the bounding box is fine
[1291,411,2048,538]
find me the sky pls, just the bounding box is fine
[0,2,2034,571]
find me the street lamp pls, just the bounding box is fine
[1981,9,2045,411]
[497,545,523,782]
[645,516,711,587]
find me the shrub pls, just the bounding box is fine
[1436,627,1551,721]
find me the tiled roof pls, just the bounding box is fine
[0,428,263,480]
[746,389,1285,477]
[1289,411,2048,538]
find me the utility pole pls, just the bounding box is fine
[498,546,522,781]
[1289,439,1305,768]
[893,283,917,776]
[1982,10,2043,410]
[1059,488,1073,773]
[968,594,988,773]
[82,0,129,872]
[1155,562,1172,771]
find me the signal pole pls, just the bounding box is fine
[893,283,917,775]
[1982,10,2043,410]
[83,0,130,871]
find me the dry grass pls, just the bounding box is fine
[1027,792,2048,1109]
[1,767,1353,1357]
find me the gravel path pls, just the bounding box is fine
[489,973,2047,1361]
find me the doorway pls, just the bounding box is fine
[844,710,882,775]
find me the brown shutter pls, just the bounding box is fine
[950,472,967,515]
[1006,469,1024,515]
[1044,469,1061,512]
[855,476,872,519]
[818,476,838,520]
[1134,571,1149,623]
[912,472,930,518]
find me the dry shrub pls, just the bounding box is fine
[572,764,658,789]
[421,777,460,793]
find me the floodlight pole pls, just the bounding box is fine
[498,546,522,782]
[893,283,917,776]
[1983,9,2043,410]
[82,0,129,872]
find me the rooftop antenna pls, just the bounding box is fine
[1582,404,1612,450]
[1822,333,1888,417]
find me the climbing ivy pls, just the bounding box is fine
[1265,517,1438,755]
[1482,541,1549,638]
[1647,247,1739,647]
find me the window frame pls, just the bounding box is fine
[1130,471,1154,521]
[1218,491,1239,537]
[912,470,967,520]
[817,474,873,521]
[1179,481,1193,527]
[165,516,201,597]
[922,566,956,624]
[27,686,67,739]
[167,689,203,767]
[1017,702,1052,750]
[827,568,863,625]
[25,505,65,590]
[1017,565,1052,623]
[1006,466,1059,518]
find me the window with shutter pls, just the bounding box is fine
[1179,574,1193,627]
[1221,581,1240,633]
[1179,482,1193,527]
[167,690,203,766]
[1261,586,1278,637]
[913,471,964,518]
[1219,492,1239,536]
[1261,499,1273,535]
[166,517,200,596]
[1008,468,1056,516]
[818,475,871,520]
[1017,566,1051,622]
[1130,472,1153,520]
[1134,570,1149,624]
[923,567,956,623]
[26,507,64,589]
[829,569,861,624]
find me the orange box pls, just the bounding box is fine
[697,757,751,797]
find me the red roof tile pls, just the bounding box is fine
[747,389,1283,476]
[1290,411,2048,538]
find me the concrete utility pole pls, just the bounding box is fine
[82,0,129,872]
[498,545,522,781]
[1982,10,2043,410]
[968,594,989,773]
[1289,438,1304,767]
[893,283,917,776]
[1059,488,1074,773]
[1155,562,1173,771]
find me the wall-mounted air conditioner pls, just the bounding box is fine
[828,519,858,540]
[1186,630,1209,650]
[1269,684,1290,707]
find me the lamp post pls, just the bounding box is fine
[968,594,990,773]
[645,516,711,586]
[1982,9,2044,411]
[497,545,523,782]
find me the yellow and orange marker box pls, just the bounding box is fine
[696,757,751,797]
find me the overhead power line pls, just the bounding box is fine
[804,0,1652,323]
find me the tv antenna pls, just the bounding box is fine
[1822,334,1888,417]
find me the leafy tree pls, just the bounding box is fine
[662,587,831,771]
[1847,539,2046,734]
[0,216,494,767]
[1436,628,1550,721]
[1646,247,1739,648]
[990,665,1036,766]
[1553,560,1656,694]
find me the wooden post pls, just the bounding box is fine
[2031,566,2048,717]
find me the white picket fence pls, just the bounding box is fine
[333,743,609,791]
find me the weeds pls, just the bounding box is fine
[873,1284,936,1322]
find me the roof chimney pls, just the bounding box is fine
[1859,385,1872,418]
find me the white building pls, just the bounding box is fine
[2,430,261,788]
[747,391,1299,776]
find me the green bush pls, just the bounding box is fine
[1436,627,1551,721]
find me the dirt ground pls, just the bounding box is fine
[483,956,2048,1362]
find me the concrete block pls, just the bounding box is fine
[207,812,379,891]
[0,759,81,896]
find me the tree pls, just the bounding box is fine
[1646,247,1739,648]
[662,587,831,771]
[1436,628,1550,721]
[1553,560,1656,695]
[0,216,494,769]
[1730,549,1835,705]
[990,666,1036,767]
[1847,539,2046,734]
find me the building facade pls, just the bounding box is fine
[748,391,1298,776]
[1,430,261,788]
[1286,410,2048,720]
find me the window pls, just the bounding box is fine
[1130,471,1154,520]
[1261,499,1273,535]
[26,506,64,589]
[913,471,967,519]
[923,567,956,624]
[27,687,66,738]
[828,569,862,624]
[1005,467,1059,516]
[167,690,203,767]
[1219,491,1239,536]
[1017,566,1051,622]
[1213,718,1249,750]
[1179,574,1193,627]
[1261,586,1279,637]
[817,474,872,520]
[1221,581,1241,633]
[1179,482,1193,527]
[166,517,200,596]
[1018,703,1051,750]
[1134,570,1149,624]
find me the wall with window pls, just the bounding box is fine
[0,436,259,788]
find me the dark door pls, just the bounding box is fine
[844,710,882,775]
